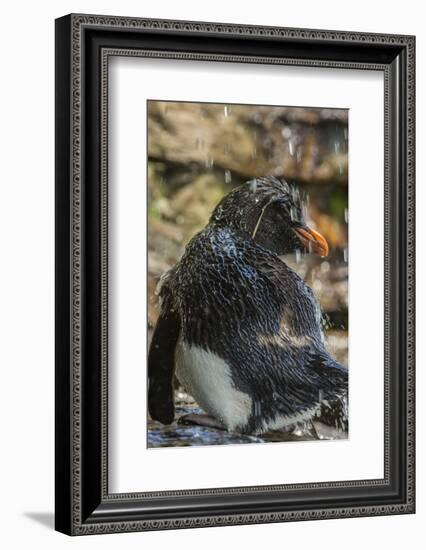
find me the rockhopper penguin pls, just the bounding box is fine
[148,176,348,434]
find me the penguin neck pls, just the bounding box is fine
[208,219,250,240]
[205,222,297,266]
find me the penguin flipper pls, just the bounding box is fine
[148,305,181,425]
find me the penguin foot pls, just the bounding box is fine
[311,420,348,440]
[178,413,226,431]
[309,420,320,440]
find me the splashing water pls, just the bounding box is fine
[249,180,258,193]
[295,249,301,264]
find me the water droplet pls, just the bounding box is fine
[320,261,330,273]
[295,249,301,263]
[281,127,292,139]
[250,180,258,193]
[195,137,205,151]
[344,208,349,223]
[343,248,348,262]
[224,105,229,117]
[224,170,232,184]
[291,186,299,201]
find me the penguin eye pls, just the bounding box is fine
[271,201,296,227]
[280,196,304,226]
[272,199,296,223]
[267,201,287,220]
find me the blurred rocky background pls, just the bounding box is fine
[147,101,349,447]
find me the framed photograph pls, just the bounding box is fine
[55,14,415,535]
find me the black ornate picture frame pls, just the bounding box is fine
[55,13,415,535]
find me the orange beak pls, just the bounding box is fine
[294,226,329,257]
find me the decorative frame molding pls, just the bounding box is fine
[55,14,415,535]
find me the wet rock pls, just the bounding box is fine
[147,394,348,448]
[148,102,348,185]
[148,406,266,448]
[171,174,229,239]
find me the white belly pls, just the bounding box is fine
[175,339,252,432]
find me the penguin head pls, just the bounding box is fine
[210,176,329,257]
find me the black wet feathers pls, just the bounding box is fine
[148,177,348,432]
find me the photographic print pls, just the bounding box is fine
[147,100,349,448]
